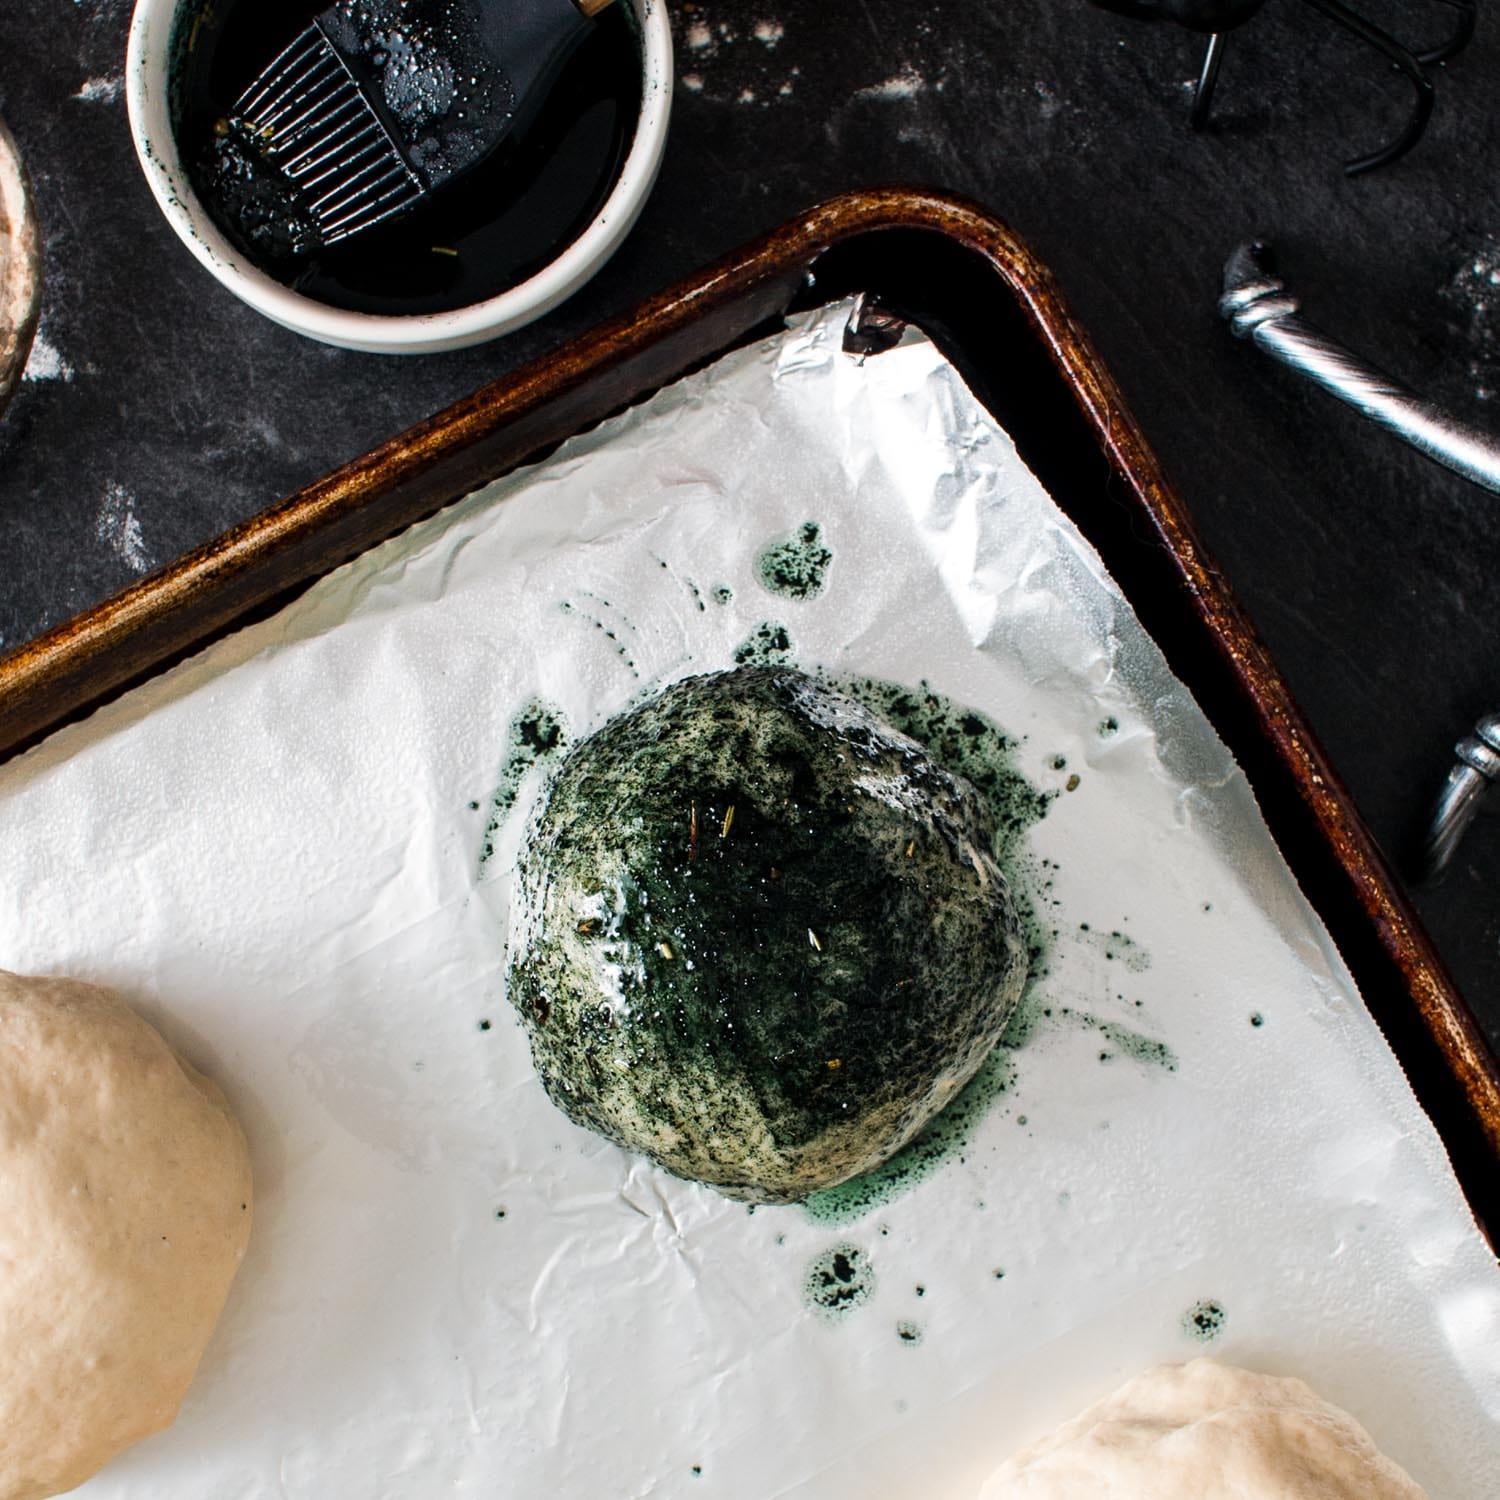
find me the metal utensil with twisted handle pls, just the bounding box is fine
[1218,242,1500,878]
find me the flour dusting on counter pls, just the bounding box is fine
[1442,233,1500,403]
[94,480,150,573]
[856,71,929,101]
[74,74,123,103]
[672,5,800,105]
[22,329,73,383]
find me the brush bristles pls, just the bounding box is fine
[232,26,423,248]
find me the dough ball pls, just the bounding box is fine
[981,1359,1428,1499]
[507,667,1027,1203]
[0,971,253,1500]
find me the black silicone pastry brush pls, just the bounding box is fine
[230,0,615,249]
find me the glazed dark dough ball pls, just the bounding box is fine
[506,667,1027,1202]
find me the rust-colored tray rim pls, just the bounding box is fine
[2,186,1496,1191]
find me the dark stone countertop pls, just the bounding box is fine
[1,0,1498,1056]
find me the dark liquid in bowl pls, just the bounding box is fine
[174,0,643,317]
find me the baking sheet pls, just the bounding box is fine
[1,302,1496,1500]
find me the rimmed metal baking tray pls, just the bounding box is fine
[1,186,1496,1233]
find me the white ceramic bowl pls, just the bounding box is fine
[126,0,673,354]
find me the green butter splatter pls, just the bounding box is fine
[1183,1299,1226,1342]
[561,596,639,677]
[734,621,796,667]
[803,1243,875,1322]
[1076,924,1152,973]
[1003,996,1177,1071]
[756,522,833,600]
[477,699,567,874]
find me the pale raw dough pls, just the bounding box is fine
[0,971,253,1500]
[980,1358,1428,1499]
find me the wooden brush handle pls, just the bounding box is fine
[575,0,615,15]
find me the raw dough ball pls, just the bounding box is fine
[0,971,253,1500]
[980,1359,1428,1499]
[507,667,1028,1203]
